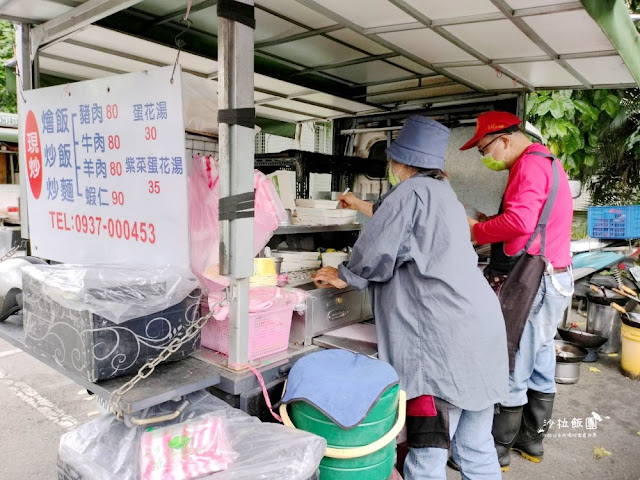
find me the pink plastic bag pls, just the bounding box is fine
[189,155,287,295]
[188,154,229,293]
[140,415,237,480]
[207,286,306,319]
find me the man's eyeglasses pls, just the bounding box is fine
[477,134,508,155]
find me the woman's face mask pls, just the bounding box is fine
[479,135,509,171]
[387,162,405,186]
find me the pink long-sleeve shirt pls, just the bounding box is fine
[473,143,573,268]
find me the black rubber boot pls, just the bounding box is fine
[512,390,555,463]
[492,405,524,472]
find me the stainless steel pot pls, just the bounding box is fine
[586,300,622,353]
[555,361,581,384]
[555,340,587,384]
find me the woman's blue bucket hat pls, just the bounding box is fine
[386,116,450,170]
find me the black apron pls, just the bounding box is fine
[493,151,561,371]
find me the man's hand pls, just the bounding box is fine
[467,216,479,242]
[312,267,349,289]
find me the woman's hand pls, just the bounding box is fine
[312,267,349,289]
[338,192,373,218]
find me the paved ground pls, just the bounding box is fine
[0,338,97,480]
[1,310,640,480]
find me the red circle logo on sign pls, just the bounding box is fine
[25,110,43,200]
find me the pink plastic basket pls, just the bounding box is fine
[200,305,294,362]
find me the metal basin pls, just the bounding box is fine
[555,340,588,363]
[557,327,607,350]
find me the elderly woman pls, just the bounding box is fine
[314,116,509,480]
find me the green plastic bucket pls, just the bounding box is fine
[289,384,400,480]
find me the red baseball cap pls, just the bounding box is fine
[460,111,522,151]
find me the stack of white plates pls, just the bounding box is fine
[295,199,340,209]
[294,199,358,226]
[273,251,322,272]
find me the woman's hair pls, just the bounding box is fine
[388,157,449,181]
[415,167,449,181]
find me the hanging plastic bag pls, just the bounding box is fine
[189,156,287,295]
[188,154,229,293]
[254,170,287,254]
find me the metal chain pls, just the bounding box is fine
[109,299,228,421]
[0,241,27,263]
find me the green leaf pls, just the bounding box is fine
[603,94,621,118]
[584,154,596,167]
[564,134,583,155]
[168,435,191,450]
[549,100,565,119]
[593,446,612,460]
[574,99,600,122]
[552,90,572,100]
[526,93,539,116]
[536,99,553,117]
[588,132,599,148]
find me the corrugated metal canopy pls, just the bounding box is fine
[2,0,639,118]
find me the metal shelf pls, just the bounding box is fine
[0,315,221,415]
[275,224,362,235]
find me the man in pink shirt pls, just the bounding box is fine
[461,111,573,472]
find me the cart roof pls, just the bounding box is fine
[2,0,639,122]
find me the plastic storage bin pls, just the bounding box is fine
[201,305,294,361]
[588,205,640,239]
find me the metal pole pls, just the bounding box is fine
[218,1,255,367]
[16,23,33,241]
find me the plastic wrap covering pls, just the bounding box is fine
[182,73,219,137]
[181,73,261,137]
[58,391,326,480]
[21,264,198,324]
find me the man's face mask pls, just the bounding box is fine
[479,135,508,171]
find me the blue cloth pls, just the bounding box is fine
[281,349,399,429]
[386,116,450,170]
[405,405,501,480]
[504,272,573,406]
